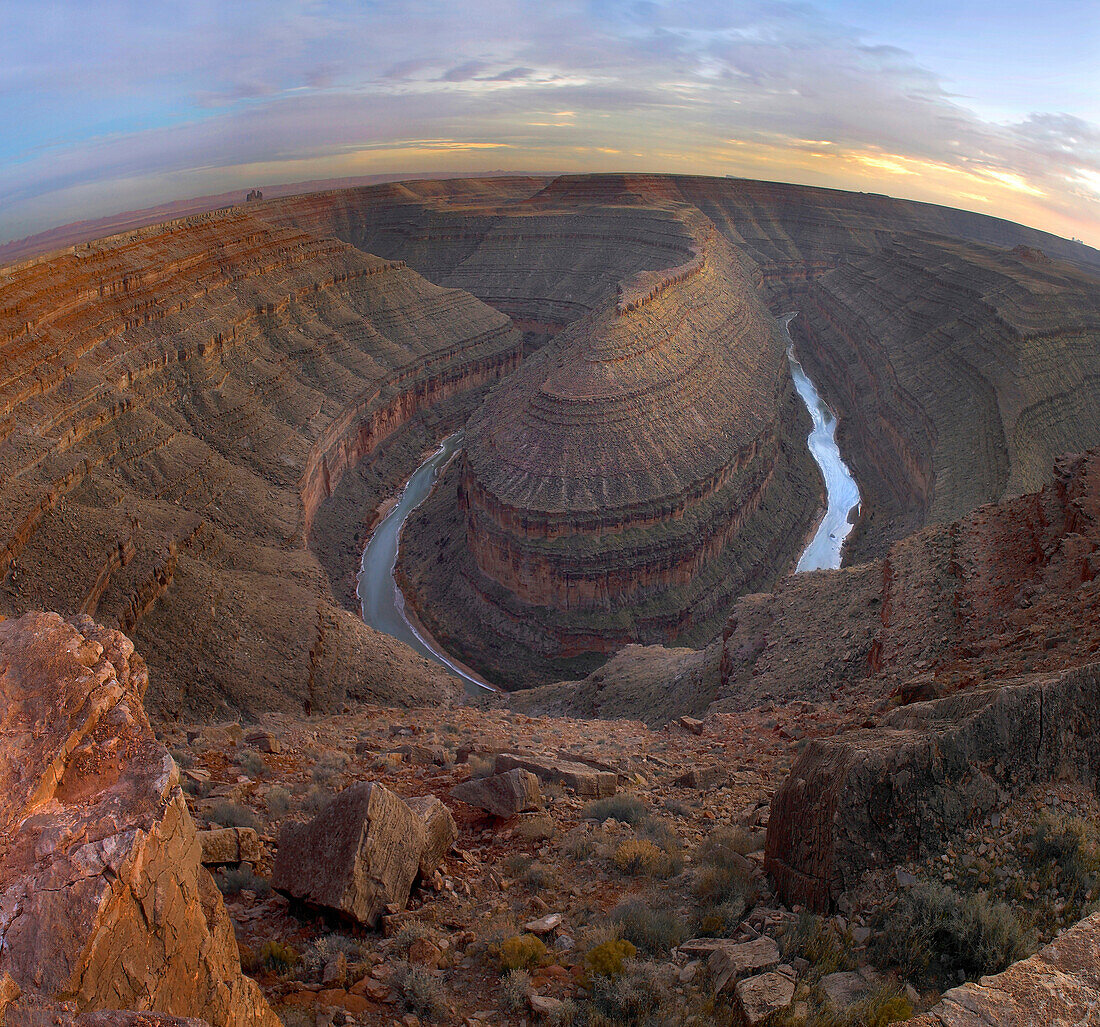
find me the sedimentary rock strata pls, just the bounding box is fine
[0,205,521,715]
[0,611,277,1027]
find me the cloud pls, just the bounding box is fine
[1,0,1098,245]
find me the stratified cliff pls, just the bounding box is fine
[0,207,521,717]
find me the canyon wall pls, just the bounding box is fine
[0,206,522,717]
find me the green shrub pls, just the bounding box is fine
[516,814,556,842]
[258,940,299,974]
[522,861,557,892]
[170,748,195,770]
[584,938,637,979]
[209,801,260,831]
[583,795,649,825]
[499,934,547,971]
[612,900,687,955]
[780,912,854,981]
[875,882,1033,987]
[1026,815,1100,908]
[696,825,761,864]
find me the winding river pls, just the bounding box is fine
[356,432,493,693]
[781,312,862,571]
[357,314,858,689]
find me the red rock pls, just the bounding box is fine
[404,795,458,878]
[450,768,542,818]
[0,612,278,1027]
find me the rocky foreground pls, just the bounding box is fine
[5,609,1100,1027]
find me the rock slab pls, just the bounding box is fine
[450,768,542,817]
[494,753,616,797]
[403,795,458,878]
[273,780,425,926]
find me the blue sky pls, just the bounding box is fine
[2,0,1098,245]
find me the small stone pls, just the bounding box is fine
[524,913,563,935]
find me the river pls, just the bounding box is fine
[358,316,858,689]
[781,312,862,571]
[356,432,493,693]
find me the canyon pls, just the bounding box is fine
[5,174,1100,699]
[4,172,1100,1025]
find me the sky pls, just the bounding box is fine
[2,0,1099,247]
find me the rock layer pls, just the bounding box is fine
[0,206,521,716]
[0,611,278,1027]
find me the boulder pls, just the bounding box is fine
[707,937,781,995]
[272,781,425,926]
[819,971,870,1012]
[450,768,542,817]
[735,969,796,1025]
[199,827,263,866]
[679,716,705,735]
[494,753,616,797]
[403,795,458,878]
[243,728,282,754]
[0,612,278,1027]
[674,765,729,790]
[767,663,1100,910]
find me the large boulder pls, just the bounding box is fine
[404,795,458,879]
[766,663,1100,910]
[450,768,542,817]
[273,781,425,926]
[0,612,278,1027]
[494,753,616,797]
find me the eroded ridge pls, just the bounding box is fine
[0,206,521,716]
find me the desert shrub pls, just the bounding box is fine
[499,934,547,971]
[500,969,531,1012]
[503,852,533,876]
[522,861,557,892]
[258,940,299,974]
[583,794,649,826]
[208,801,260,831]
[215,866,271,897]
[516,814,556,842]
[1026,815,1100,907]
[301,933,365,979]
[696,825,761,864]
[844,985,915,1027]
[548,998,580,1027]
[170,747,195,770]
[562,827,603,861]
[691,846,757,938]
[611,899,687,955]
[393,962,448,1020]
[302,785,331,815]
[613,838,676,878]
[265,786,292,819]
[272,1006,312,1027]
[780,912,854,981]
[588,960,668,1027]
[237,750,268,778]
[392,922,435,955]
[584,938,638,979]
[874,882,1032,986]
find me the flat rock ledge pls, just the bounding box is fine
[907,910,1100,1026]
[0,611,278,1027]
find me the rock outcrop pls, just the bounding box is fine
[272,781,425,927]
[907,910,1100,1026]
[0,206,521,716]
[766,661,1100,910]
[0,611,278,1027]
